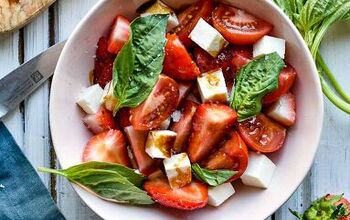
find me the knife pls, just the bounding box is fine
[0,41,65,120]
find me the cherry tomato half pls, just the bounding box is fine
[238,114,286,153]
[212,5,273,45]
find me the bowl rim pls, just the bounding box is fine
[50,0,324,219]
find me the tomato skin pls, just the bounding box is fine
[163,34,200,80]
[203,131,248,182]
[263,65,297,104]
[212,5,273,45]
[238,114,286,153]
[107,15,130,54]
[174,0,214,47]
[130,75,179,131]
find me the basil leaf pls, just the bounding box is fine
[191,164,236,187]
[230,52,285,122]
[113,14,168,114]
[38,161,153,205]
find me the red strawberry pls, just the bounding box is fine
[231,46,252,73]
[187,103,237,162]
[124,126,160,175]
[171,100,198,153]
[93,37,116,87]
[116,107,131,128]
[177,81,193,107]
[82,107,117,134]
[265,93,296,127]
[82,130,131,167]
[144,177,208,210]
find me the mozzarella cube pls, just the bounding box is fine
[189,18,228,57]
[253,36,286,59]
[197,69,228,103]
[77,84,104,114]
[141,0,179,31]
[159,117,171,129]
[145,130,176,159]
[100,81,117,112]
[163,153,192,188]
[208,183,235,207]
[241,152,276,189]
[171,110,182,122]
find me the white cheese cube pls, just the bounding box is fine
[208,183,235,207]
[100,81,117,112]
[189,18,228,57]
[163,153,192,188]
[170,110,182,122]
[159,117,171,129]
[145,130,176,159]
[76,84,104,114]
[241,152,276,189]
[197,69,228,103]
[253,36,286,59]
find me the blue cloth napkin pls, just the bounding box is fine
[0,122,66,220]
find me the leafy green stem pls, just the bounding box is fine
[316,52,350,103]
[38,167,68,177]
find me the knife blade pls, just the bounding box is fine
[0,41,65,120]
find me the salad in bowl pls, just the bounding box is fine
[46,0,323,219]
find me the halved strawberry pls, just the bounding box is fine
[93,37,115,87]
[107,15,131,54]
[177,81,193,107]
[124,126,160,175]
[82,106,117,134]
[231,46,252,73]
[265,93,296,127]
[82,130,131,167]
[116,107,131,128]
[187,103,237,162]
[144,177,208,210]
[171,100,198,153]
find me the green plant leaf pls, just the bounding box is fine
[191,164,236,186]
[230,52,285,121]
[38,161,153,205]
[113,14,168,114]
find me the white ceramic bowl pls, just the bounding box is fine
[50,0,324,219]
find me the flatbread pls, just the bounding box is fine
[0,0,55,33]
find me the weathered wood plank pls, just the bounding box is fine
[54,1,102,219]
[0,32,24,147]
[275,20,350,219]
[22,10,51,186]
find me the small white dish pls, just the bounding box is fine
[50,0,324,219]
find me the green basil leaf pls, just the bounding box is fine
[191,163,236,187]
[113,14,168,114]
[38,161,153,205]
[230,52,285,122]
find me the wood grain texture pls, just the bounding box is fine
[0,0,55,33]
[54,1,101,219]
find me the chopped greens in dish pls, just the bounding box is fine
[41,0,300,211]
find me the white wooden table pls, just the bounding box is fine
[0,1,349,219]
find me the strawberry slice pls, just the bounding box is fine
[265,93,296,127]
[177,81,193,107]
[187,103,237,162]
[144,177,208,210]
[82,130,131,167]
[107,15,130,54]
[231,46,252,73]
[116,107,131,128]
[171,100,198,153]
[124,126,160,175]
[82,106,117,134]
[93,37,116,87]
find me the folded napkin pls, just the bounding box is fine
[0,122,66,220]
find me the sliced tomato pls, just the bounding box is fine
[173,0,214,47]
[163,34,200,80]
[187,103,237,162]
[144,177,208,210]
[171,100,198,153]
[238,114,286,153]
[263,65,297,104]
[93,37,115,87]
[212,5,273,45]
[130,75,179,130]
[124,126,160,176]
[203,131,248,182]
[107,15,131,54]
